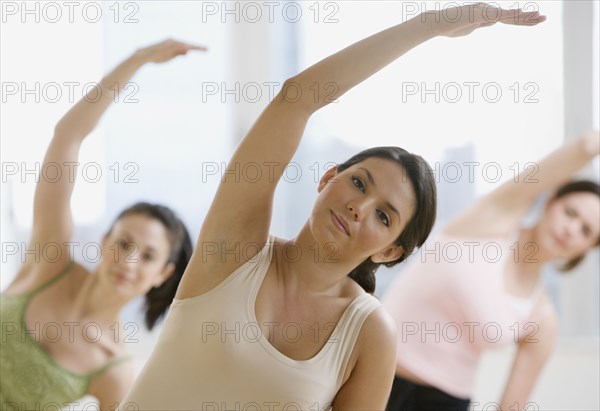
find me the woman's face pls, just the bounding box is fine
[311,157,417,265]
[98,214,174,299]
[537,192,600,260]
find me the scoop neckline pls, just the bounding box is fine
[16,273,126,382]
[247,236,366,367]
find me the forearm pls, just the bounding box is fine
[498,350,542,411]
[498,302,557,411]
[490,131,599,213]
[523,132,599,193]
[54,52,146,140]
[289,14,436,114]
[499,386,535,410]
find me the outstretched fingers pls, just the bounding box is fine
[136,39,208,63]
[182,43,208,52]
[476,4,546,26]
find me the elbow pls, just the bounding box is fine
[276,76,320,117]
[53,122,88,142]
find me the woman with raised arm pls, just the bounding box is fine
[118,4,544,411]
[0,40,203,410]
[384,131,600,410]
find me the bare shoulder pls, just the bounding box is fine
[4,259,89,296]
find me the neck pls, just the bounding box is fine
[285,222,361,295]
[516,227,555,273]
[73,272,128,328]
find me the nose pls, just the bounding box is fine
[347,199,369,221]
[562,220,585,246]
[115,247,139,270]
[564,219,580,238]
[116,259,136,275]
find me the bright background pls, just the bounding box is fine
[1,1,598,409]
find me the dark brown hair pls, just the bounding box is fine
[336,147,437,293]
[108,202,193,329]
[553,180,600,272]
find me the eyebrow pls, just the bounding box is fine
[358,167,402,224]
[121,233,158,253]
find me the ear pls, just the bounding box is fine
[370,245,404,264]
[153,262,176,288]
[317,166,338,193]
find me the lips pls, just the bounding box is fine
[114,272,132,283]
[552,233,567,248]
[331,210,350,236]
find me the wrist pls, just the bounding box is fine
[411,12,441,40]
[127,49,149,67]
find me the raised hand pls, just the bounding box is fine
[134,39,207,64]
[423,3,546,38]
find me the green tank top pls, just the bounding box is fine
[0,262,130,408]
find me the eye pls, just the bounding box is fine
[565,206,576,217]
[582,225,592,237]
[352,176,365,192]
[118,240,130,250]
[143,253,155,262]
[377,209,390,227]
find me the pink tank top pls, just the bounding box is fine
[382,232,544,398]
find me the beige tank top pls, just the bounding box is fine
[119,236,381,411]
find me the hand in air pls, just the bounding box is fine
[135,39,207,64]
[424,3,546,38]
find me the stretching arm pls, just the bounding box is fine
[445,131,599,237]
[29,40,205,263]
[499,295,558,410]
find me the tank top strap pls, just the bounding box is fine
[336,293,381,345]
[332,293,381,386]
[87,355,133,380]
[25,260,76,298]
[244,234,276,286]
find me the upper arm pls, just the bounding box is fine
[88,361,136,411]
[177,82,312,298]
[30,133,82,249]
[492,134,597,209]
[499,296,558,408]
[445,135,598,238]
[332,307,398,411]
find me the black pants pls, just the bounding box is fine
[386,375,471,411]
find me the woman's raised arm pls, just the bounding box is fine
[29,40,205,265]
[445,131,599,238]
[488,131,599,214]
[181,3,544,295]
